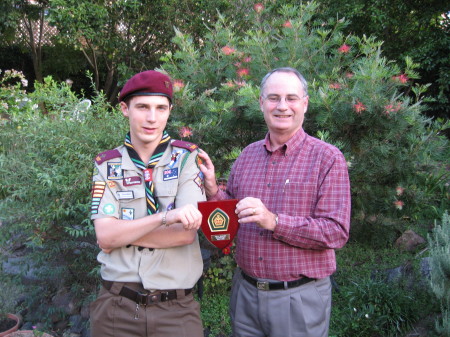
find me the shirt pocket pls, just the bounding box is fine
[155,180,178,210]
[117,187,146,220]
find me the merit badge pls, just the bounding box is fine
[163,167,178,181]
[103,203,116,215]
[108,181,116,189]
[123,176,142,186]
[144,168,153,182]
[107,162,123,180]
[121,208,135,220]
[198,199,239,253]
[168,149,186,168]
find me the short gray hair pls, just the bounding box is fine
[260,67,308,97]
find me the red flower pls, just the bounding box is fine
[329,82,342,90]
[222,245,231,254]
[393,73,409,84]
[253,3,264,13]
[221,46,236,55]
[178,126,193,138]
[345,72,354,79]
[393,200,404,210]
[283,20,292,28]
[224,81,235,88]
[396,186,405,196]
[353,100,366,114]
[237,68,250,77]
[173,79,185,92]
[243,56,252,63]
[384,102,401,115]
[338,44,351,53]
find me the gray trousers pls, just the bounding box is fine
[230,270,332,337]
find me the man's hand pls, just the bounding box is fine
[197,150,219,198]
[165,204,202,230]
[236,197,278,231]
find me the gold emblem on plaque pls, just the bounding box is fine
[208,208,229,232]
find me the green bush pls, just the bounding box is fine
[428,211,450,336]
[161,1,449,235]
[0,73,126,321]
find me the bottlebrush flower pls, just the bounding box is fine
[338,44,351,53]
[221,46,236,55]
[173,79,185,92]
[396,186,405,196]
[353,100,366,114]
[393,74,409,84]
[243,56,252,63]
[237,68,250,77]
[178,126,193,138]
[283,20,293,28]
[393,200,404,210]
[345,72,354,79]
[253,3,264,13]
[384,102,401,115]
[329,82,342,90]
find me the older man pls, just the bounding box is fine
[199,67,351,337]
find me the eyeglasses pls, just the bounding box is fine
[262,94,307,105]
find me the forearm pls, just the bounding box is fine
[131,224,197,248]
[273,214,350,249]
[95,213,163,250]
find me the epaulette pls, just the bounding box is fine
[171,140,198,152]
[95,149,122,165]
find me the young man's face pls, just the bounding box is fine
[120,95,172,148]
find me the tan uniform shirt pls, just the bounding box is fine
[90,140,206,290]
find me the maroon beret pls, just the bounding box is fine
[118,70,173,103]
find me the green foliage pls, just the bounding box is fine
[204,253,236,292]
[330,276,424,336]
[199,289,232,337]
[428,211,450,336]
[162,2,449,231]
[0,72,127,320]
[316,0,450,120]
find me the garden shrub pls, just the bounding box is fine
[161,1,449,238]
[428,211,450,336]
[0,72,126,322]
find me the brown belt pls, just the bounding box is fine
[102,280,192,306]
[241,271,315,291]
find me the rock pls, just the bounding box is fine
[395,230,426,252]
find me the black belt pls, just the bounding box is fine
[241,271,315,291]
[102,280,192,306]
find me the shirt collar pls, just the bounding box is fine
[263,128,306,155]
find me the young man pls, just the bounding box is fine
[90,70,205,336]
[199,67,351,337]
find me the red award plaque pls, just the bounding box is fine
[198,199,239,253]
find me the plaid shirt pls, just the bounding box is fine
[212,129,351,280]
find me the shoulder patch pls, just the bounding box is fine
[95,149,122,165]
[171,140,198,152]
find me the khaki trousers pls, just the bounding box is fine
[90,282,203,337]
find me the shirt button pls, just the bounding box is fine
[272,161,276,165]
[259,257,263,261]
[260,231,264,236]
[267,183,271,187]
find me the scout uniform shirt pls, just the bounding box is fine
[90,140,206,291]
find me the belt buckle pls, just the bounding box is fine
[256,281,270,291]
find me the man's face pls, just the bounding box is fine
[259,71,308,139]
[120,95,172,148]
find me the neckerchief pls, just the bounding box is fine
[124,131,171,215]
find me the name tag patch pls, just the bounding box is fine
[117,191,134,200]
[163,168,178,181]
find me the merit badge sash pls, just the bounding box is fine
[198,199,239,253]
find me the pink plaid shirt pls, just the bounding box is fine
[211,128,351,280]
